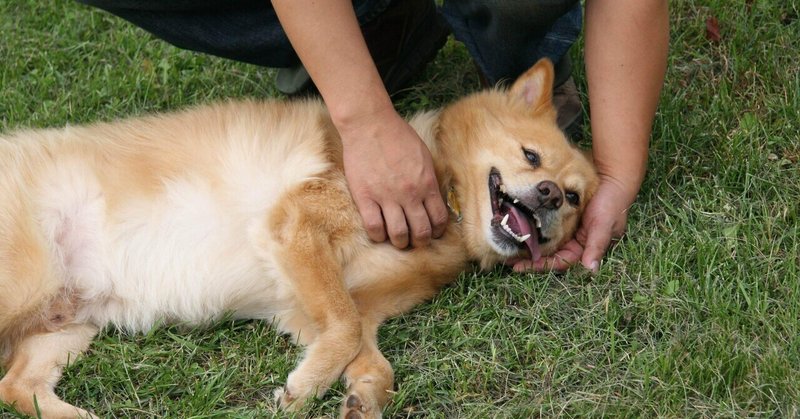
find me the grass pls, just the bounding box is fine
[1,0,799,417]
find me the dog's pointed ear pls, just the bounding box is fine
[509,58,555,115]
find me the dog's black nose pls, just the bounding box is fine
[536,180,563,209]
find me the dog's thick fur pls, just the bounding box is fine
[0,59,597,418]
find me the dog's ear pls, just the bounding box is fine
[509,58,555,115]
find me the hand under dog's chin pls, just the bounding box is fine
[487,230,568,264]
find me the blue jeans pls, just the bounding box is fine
[77,0,581,86]
[442,0,581,86]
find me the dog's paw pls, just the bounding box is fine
[341,392,382,419]
[275,383,322,413]
[273,386,302,412]
[343,393,367,419]
[78,409,101,419]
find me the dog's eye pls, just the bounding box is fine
[565,191,580,206]
[523,148,540,167]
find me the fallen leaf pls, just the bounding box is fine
[706,16,721,43]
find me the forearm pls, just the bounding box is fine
[272,0,447,248]
[271,0,394,135]
[584,0,669,200]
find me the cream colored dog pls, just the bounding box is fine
[0,59,597,418]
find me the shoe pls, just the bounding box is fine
[275,65,312,96]
[552,76,583,140]
[275,0,450,97]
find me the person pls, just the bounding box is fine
[76,0,668,273]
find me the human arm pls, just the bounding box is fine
[521,0,669,273]
[270,0,448,249]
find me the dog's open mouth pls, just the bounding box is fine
[488,168,548,261]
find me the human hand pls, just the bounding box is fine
[272,0,449,249]
[339,107,448,249]
[510,177,633,273]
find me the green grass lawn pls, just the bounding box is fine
[2,0,799,417]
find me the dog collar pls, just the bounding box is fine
[447,186,462,223]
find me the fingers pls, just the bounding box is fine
[380,192,447,249]
[382,203,410,249]
[517,239,584,273]
[403,202,432,248]
[512,256,572,273]
[580,229,612,273]
[338,109,447,250]
[398,188,448,248]
[424,193,449,240]
[580,227,625,273]
[508,178,637,274]
[354,191,444,249]
[576,213,626,274]
[356,197,387,244]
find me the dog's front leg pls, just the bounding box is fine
[271,227,362,412]
[340,317,393,419]
[266,181,363,412]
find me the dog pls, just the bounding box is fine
[0,58,597,418]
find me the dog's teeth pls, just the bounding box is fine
[499,184,506,193]
[513,199,519,204]
[501,213,509,226]
[501,224,526,242]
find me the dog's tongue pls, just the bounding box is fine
[503,203,542,262]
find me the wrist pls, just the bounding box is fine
[595,171,643,208]
[591,141,648,204]
[327,86,395,137]
[331,99,400,148]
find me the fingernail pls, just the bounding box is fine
[589,260,600,273]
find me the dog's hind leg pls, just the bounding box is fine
[0,324,98,419]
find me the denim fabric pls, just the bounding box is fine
[77,0,392,68]
[77,0,580,83]
[441,0,581,86]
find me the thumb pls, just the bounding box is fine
[575,178,635,273]
[580,225,612,273]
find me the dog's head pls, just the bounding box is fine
[436,59,599,268]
